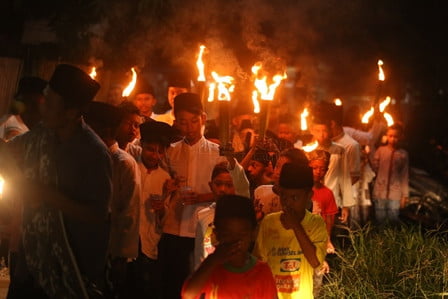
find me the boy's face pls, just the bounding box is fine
[386,128,400,147]
[247,160,266,181]
[311,123,331,145]
[209,172,235,198]
[116,113,142,144]
[279,187,313,214]
[133,93,156,116]
[41,86,69,129]
[141,142,165,169]
[214,218,254,264]
[277,123,295,143]
[273,156,291,183]
[168,86,188,109]
[309,159,328,183]
[174,110,205,144]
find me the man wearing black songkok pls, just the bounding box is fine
[2,64,112,299]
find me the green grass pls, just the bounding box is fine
[320,224,448,298]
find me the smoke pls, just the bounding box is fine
[86,0,400,100]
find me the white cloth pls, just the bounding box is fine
[138,163,171,259]
[0,114,29,140]
[333,132,361,180]
[108,142,141,259]
[254,185,281,218]
[318,142,355,208]
[164,136,226,237]
[153,109,175,126]
[193,160,250,269]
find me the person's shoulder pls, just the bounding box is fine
[329,142,345,154]
[261,211,282,225]
[304,210,326,226]
[254,184,274,194]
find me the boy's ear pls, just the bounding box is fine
[201,113,207,123]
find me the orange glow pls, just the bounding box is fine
[196,45,206,82]
[361,106,374,124]
[89,67,97,80]
[302,140,318,152]
[251,62,287,101]
[0,175,4,197]
[300,108,309,131]
[122,67,137,97]
[384,112,394,126]
[252,91,260,113]
[378,60,385,81]
[334,98,342,106]
[379,96,391,112]
[208,71,234,102]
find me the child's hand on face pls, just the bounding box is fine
[210,241,242,264]
[281,206,301,230]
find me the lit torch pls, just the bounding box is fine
[208,71,235,147]
[89,67,97,80]
[300,107,309,131]
[334,98,342,106]
[122,67,137,98]
[302,140,319,153]
[196,45,207,105]
[252,62,287,140]
[361,106,374,124]
[0,175,4,199]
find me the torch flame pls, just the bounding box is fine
[0,175,4,197]
[251,62,287,101]
[300,108,309,131]
[379,96,391,113]
[89,67,97,80]
[334,98,342,106]
[378,60,385,81]
[252,91,260,113]
[122,67,137,97]
[383,112,394,127]
[361,106,374,124]
[302,140,318,153]
[196,45,206,82]
[208,71,234,102]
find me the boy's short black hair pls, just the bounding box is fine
[279,148,309,165]
[307,149,331,167]
[118,100,141,116]
[214,195,257,229]
[173,92,203,116]
[211,163,230,180]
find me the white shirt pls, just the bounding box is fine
[153,109,175,126]
[193,160,250,269]
[0,114,29,140]
[254,185,281,218]
[318,142,355,208]
[138,163,171,259]
[108,142,141,259]
[164,136,226,238]
[333,132,361,181]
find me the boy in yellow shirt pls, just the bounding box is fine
[254,162,328,298]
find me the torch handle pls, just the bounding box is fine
[219,101,230,147]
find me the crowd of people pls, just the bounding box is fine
[0,64,409,298]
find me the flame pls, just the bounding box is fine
[252,91,260,113]
[361,106,374,124]
[302,140,318,153]
[379,96,391,112]
[208,71,234,102]
[122,67,137,97]
[251,62,287,101]
[378,60,385,81]
[334,98,342,106]
[196,45,206,82]
[383,112,394,126]
[89,67,97,80]
[0,175,4,197]
[300,108,309,131]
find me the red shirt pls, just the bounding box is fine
[312,186,339,217]
[182,255,277,299]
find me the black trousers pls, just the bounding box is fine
[157,233,195,299]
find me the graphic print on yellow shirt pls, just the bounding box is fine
[254,211,327,298]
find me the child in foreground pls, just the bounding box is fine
[254,162,328,299]
[182,195,277,299]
